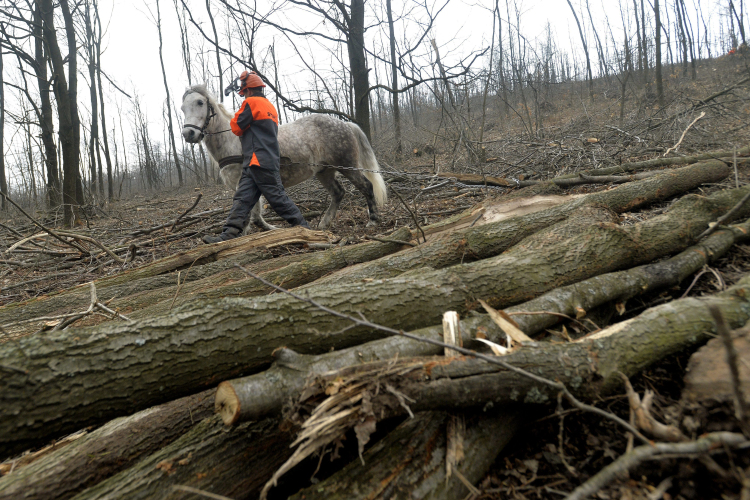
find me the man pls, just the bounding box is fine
[203,71,309,244]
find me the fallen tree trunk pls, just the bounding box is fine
[2,184,747,457]
[123,226,412,319]
[0,227,333,331]
[555,146,750,179]
[308,160,729,287]
[291,274,750,422]
[285,275,750,498]
[68,416,293,500]
[289,410,524,500]
[0,250,274,336]
[216,216,750,425]
[0,390,214,500]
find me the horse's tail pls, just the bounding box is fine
[349,123,387,207]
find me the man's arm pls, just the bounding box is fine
[230,99,254,136]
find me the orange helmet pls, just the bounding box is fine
[239,70,265,93]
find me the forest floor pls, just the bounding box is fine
[2,53,750,499]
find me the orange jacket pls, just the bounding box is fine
[230,96,280,168]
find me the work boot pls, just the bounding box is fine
[202,229,241,244]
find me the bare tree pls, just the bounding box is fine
[0,45,5,210]
[385,0,401,155]
[40,0,83,225]
[566,0,594,100]
[155,0,184,186]
[654,0,665,108]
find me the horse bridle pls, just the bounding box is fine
[183,90,242,169]
[183,92,218,141]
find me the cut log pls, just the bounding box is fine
[0,227,333,333]
[216,218,750,425]
[124,226,413,320]
[0,250,274,337]
[289,410,524,500]
[2,184,747,458]
[68,416,293,500]
[279,274,750,445]
[554,146,750,179]
[1,228,409,337]
[0,390,214,500]
[308,160,730,286]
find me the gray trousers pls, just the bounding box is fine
[223,165,308,236]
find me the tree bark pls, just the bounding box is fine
[216,217,750,425]
[2,184,748,456]
[309,161,730,286]
[289,411,524,500]
[69,416,292,500]
[0,390,214,500]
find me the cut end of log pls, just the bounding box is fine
[215,382,241,426]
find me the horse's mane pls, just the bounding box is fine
[183,84,234,121]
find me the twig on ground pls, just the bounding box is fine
[709,306,750,437]
[0,191,88,255]
[169,194,202,232]
[697,189,750,240]
[564,432,748,500]
[391,187,427,244]
[170,260,198,310]
[663,112,706,156]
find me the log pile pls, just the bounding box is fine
[2,152,750,500]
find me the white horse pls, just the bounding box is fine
[180,84,387,230]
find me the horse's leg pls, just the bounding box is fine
[338,168,379,227]
[249,195,279,231]
[316,168,345,230]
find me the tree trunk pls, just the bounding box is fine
[0,390,215,500]
[0,46,5,210]
[33,2,60,208]
[289,411,524,500]
[156,0,183,186]
[347,0,371,139]
[566,0,594,100]
[216,217,750,425]
[654,0,665,107]
[385,0,401,154]
[2,184,748,456]
[69,416,293,500]
[93,1,114,201]
[84,1,100,197]
[41,0,80,225]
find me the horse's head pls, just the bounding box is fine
[181,86,214,143]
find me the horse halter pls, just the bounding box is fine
[183,91,222,141]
